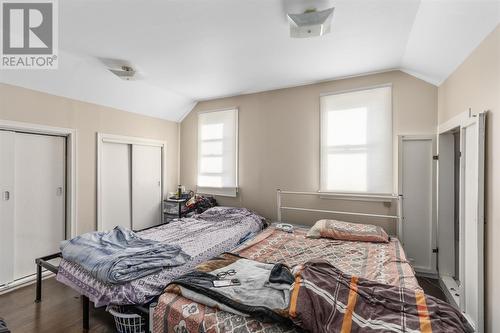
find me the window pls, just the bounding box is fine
[197,108,238,196]
[320,86,392,193]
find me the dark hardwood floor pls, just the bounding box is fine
[0,278,115,333]
[416,276,448,302]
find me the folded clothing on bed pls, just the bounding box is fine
[166,253,294,324]
[60,226,190,284]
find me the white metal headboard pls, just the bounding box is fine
[276,189,403,239]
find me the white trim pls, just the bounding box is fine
[197,186,238,197]
[440,275,460,308]
[197,107,239,115]
[438,110,470,134]
[177,122,181,185]
[0,271,55,295]
[0,119,77,237]
[437,111,486,333]
[96,133,167,231]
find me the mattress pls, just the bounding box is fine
[153,227,421,333]
[56,207,266,306]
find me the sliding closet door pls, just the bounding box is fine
[13,133,65,280]
[0,131,15,285]
[132,145,162,230]
[460,113,485,332]
[100,142,132,231]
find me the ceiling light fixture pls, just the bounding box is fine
[287,7,334,38]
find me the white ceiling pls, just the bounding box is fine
[1,0,499,121]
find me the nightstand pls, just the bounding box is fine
[163,198,188,223]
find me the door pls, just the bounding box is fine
[459,113,485,332]
[0,131,15,285]
[0,131,65,284]
[132,145,162,230]
[100,142,132,231]
[399,136,436,274]
[98,134,165,232]
[13,133,66,279]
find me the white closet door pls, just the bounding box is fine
[460,113,485,332]
[132,144,162,230]
[13,133,65,280]
[399,137,436,274]
[101,142,132,231]
[0,131,15,285]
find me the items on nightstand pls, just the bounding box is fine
[275,223,294,233]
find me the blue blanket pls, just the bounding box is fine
[60,226,190,284]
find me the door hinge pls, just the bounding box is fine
[432,248,439,253]
[433,155,439,160]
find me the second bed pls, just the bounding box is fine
[153,226,420,333]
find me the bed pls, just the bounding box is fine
[55,207,267,307]
[153,226,420,333]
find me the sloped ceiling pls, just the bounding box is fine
[1,0,498,121]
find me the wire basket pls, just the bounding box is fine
[0,318,10,333]
[107,305,146,333]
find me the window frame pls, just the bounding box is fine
[319,83,394,195]
[196,107,239,197]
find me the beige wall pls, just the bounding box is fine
[180,70,437,232]
[0,83,179,234]
[438,25,500,333]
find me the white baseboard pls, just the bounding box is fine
[439,275,460,307]
[0,271,54,295]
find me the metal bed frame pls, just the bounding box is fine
[34,223,164,331]
[33,191,403,331]
[276,189,403,239]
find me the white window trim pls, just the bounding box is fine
[319,83,394,194]
[196,108,239,197]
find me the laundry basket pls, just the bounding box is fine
[107,305,146,333]
[0,317,10,333]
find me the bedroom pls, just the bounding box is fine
[0,0,498,332]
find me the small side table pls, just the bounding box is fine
[163,198,188,223]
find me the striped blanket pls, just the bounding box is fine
[290,260,473,333]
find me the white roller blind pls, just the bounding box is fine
[320,86,392,193]
[197,109,238,197]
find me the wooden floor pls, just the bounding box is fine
[416,276,448,302]
[0,278,115,333]
[0,275,448,333]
